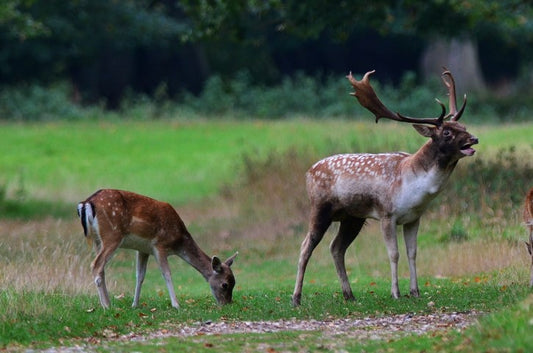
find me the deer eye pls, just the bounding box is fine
[221,283,229,290]
[443,129,452,138]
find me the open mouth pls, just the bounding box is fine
[460,143,477,156]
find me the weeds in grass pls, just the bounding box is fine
[0,219,92,294]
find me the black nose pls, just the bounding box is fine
[471,136,479,145]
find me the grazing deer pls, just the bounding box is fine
[292,69,478,306]
[77,189,237,309]
[524,187,533,287]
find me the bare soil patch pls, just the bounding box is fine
[34,311,481,352]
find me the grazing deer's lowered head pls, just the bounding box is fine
[292,69,478,306]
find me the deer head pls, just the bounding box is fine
[347,69,477,164]
[209,254,238,305]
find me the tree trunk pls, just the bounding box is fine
[421,38,485,93]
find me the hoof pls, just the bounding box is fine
[291,295,301,307]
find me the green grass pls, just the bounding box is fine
[1,118,533,351]
[0,119,531,217]
[0,119,425,207]
[0,274,529,349]
[357,293,533,353]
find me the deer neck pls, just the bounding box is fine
[410,139,458,175]
[176,234,214,281]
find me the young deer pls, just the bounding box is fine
[77,189,237,309]
[292,69,479,306]
[524,187,533,287]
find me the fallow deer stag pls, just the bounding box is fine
[77,189,237,309]
[292,69,478,306]
[524,187,533,287]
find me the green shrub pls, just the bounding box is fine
[180,70,533,121]
[1,71,533,121]
[439,147,533,219]
[0,82,97,121]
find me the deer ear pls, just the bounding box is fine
[225,252,238,267]
[412,124,435,138]
[211,256,223,273]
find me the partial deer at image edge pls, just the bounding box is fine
[524,187,533,287]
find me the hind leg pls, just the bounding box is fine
[330,217,365,301]
[91,240,121,309]
[292,203,333,306]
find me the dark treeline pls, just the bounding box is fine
[0,0,531,109]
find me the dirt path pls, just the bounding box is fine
[32,310,481,352]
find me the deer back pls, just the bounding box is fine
[79,189,189,250]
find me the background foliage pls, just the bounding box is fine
[0,0,531,110]
[2,70,532,121]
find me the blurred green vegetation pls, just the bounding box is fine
[1,1,531,109]
[2,71,533,122]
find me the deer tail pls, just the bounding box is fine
[77,201,95,237]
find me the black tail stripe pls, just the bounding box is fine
[81,204,88,237]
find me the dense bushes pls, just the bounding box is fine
[0,82,101,121]
[1,71,533,121]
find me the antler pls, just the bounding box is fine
[347,69,467,126]
[440,68,467,121]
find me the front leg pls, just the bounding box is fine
[154,248,180,309]
[381,217,400,299]
[403,219,420,297]
[132,251,149,308]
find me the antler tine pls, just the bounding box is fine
[347,70,444,126]
[441,69,467,121]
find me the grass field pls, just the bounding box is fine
[1,118,533,351]
[0,119,430,204]
[1,119,530,206]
